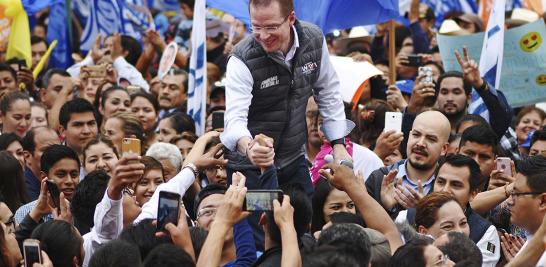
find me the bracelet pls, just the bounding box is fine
[504,184,510,198]
[184,163,199,178]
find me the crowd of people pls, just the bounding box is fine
[0,0,546,266]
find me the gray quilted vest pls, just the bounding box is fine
[231,20,323,168]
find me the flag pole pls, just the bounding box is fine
[388,19,396,85]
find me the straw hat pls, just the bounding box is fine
[506,8,539,28]
[438,19,470,36]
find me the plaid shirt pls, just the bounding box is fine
[499,128,522,163]
[14,200,53,225]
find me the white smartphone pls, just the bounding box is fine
[23,239,42,267]
[496,157,513,177]
[384,112,403,133]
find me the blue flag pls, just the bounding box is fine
[206,0,399,34]
[47,0,73,69]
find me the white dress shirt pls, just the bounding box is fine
[82,189,123,267]
[67,56,150,92]
[220,25,353,152]
[516,235,546,267]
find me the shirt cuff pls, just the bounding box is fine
[321,119,355,141]
[220,127,252,151]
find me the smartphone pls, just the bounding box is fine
[405,54,422,66]
[126,85,141,95]
[157,191,181,231]
[46,180,60,210]
[23,239,42,267]
[82,65,106,78]
[418,66,433,84]
[496,157,513,177]
[384,112,403,133]
[212,112,224,130]
[121,138,141,157]
[243,190,284,211]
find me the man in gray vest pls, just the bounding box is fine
[220,0,353,193]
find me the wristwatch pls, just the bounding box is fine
[183,163,200,178]
[330,138,345,146]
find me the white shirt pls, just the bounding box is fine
[352,143,384,182]
[220,25,353,152]
[134,168,195,223]
[67,56,150,92]
[82,189,123,267]
[516,235,546,267]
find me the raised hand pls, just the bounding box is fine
[407,75,436,113]
[500,232,525,262]
[247,134,275,169]
[213,172,249,227]
[454,47,484,89]
[320,163,362,192]
[380,169,400,210]
[273,195,294,230]
[52,192,72,223]
[90,34,105,63]
[394,181,424,209]
[386,85,407,111]
[374,130,404,160]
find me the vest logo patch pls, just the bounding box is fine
[487,242,496,253]
[260,76,279,89]
[301,61,318,75]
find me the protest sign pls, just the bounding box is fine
[438,19,546,107]
[158,42,178,80]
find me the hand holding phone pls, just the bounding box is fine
[243,190,284,211]
[496,157,513,177]
[46,180,60,211]
[384,112,403,133]
[121,138,141,157]
[157,191,180,231]
[23,239,42,267]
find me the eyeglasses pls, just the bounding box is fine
[251,15,290,34]
[508,190,544,199]
[196,207,217,219]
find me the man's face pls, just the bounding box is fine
[530,140,546,156]
[31,41,47,70]
[0,70,17,92]
[196,193,224,231]
[306,97,321,149]
[62,112,98,154]
[508,174,544,233]
[44,158,80,201]
[158,74,186,109]
[458,141,495,178]
[41,74,73,109]
[407,115,448,171]
[26,129,60,176]
[434,163,476,207]
[436,77,469,117]
[250,1,294,54]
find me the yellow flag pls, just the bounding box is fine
[0,0,32,68]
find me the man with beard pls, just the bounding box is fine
[366,110,451,217]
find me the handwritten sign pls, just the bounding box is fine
[438,20,546,107]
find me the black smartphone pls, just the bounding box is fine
[157,191,180,231]
[23,239,42,267]
[46,180,60,210]
[405,54,422,66]
[212,112,224,130]
[243,190,284,211]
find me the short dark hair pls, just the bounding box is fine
[89,240,142,267]
[436,71,472,95]
[266,183,312,244]
[31,220,83,267]
[31,35,48,46]
[0,132,21,151]
[329,212,366,227]
[459,124,498,155]
[531,129,546,148]
[317,223,372,267]
[302,245,360,267]
[437,232,482,265]
[249,0,294,17]
[71,170,110,235]
[59,98,97,129]
[40,144,81,174]
[189,227,208,259]
[119,219,171,260]
[0,151,28,211]
[121,35,142,66]
[455,114,488,134]
[0,63,16,81]
[179,0,195,9]
[164,111,196,135]
[437,154,484,193]
[143,244,194,267]
[41,68,70,89]
[517,155,546,192]
[0,90,30,115]
[388,237,433,267]
[194,184,227,216]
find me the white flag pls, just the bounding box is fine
[187,0,207,136]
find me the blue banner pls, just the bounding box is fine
[47,0,73,69]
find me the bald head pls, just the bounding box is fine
[413,111,451,144]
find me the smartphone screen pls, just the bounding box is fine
[46,180,60,210]
[212,112,224,130]
[384,112,403,133]
[157,191,180,231]
[23,239,42,267]
[244,190,283,211]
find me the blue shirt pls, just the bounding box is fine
[24,167,41,201]
[395,160,436,195]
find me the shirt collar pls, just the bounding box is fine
[270,25,299,63]
[396,160,436,186]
